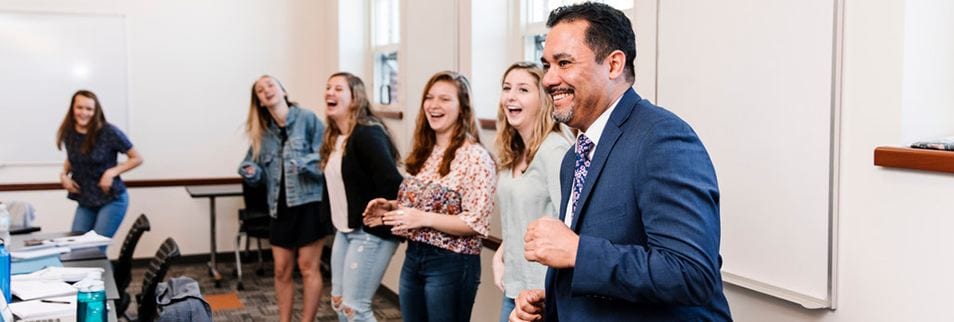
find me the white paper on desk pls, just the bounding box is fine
[8,295,75,320]
[9,241,56,253]
[12,267,104,283]
[51,231,111,249]
[10,246,72,260]
[10,280,78,301]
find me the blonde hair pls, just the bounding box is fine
[318,72,399,169]
[245,75,295,160]
[405,71,483,177]
[495,62,564,171]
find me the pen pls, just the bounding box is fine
[40,299,71,304]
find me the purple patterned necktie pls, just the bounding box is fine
[568,134,594,225]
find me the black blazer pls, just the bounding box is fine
[321,123,404,240]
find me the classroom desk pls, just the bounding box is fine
[185,184,243,287]
[9,232,107,262]
[9,237,119,322]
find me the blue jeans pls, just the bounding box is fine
[399,241,480,322]
[71,191,128,238]
[330,229,399,322]
[499,297,515,322]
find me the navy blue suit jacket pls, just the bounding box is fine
[544,89,732,321]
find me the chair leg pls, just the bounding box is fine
[234,234,244,291]
[256,238,265,276]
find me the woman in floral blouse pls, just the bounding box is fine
[365,71,495,321]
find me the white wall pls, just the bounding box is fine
[727,0,954,321]
[6,1,954,320]
[0,0,334,259]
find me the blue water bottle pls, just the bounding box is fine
[0,239,10,304]
[75,276,107,322]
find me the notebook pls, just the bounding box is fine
[9,280,77,301]
[7,295,75,321]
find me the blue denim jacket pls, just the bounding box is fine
[238,106,325,217]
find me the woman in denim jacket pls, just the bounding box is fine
[239,75,330,322]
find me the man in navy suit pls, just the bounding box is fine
[510,3,732,321]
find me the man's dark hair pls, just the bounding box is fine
[547,2,636,83]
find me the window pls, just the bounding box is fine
[372,0,400,105]
[521,0,634,62]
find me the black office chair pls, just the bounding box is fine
[234,180,271,290]
[114,214,151,320]
[133,238,181,322]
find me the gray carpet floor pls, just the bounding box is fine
[125,257,402,322]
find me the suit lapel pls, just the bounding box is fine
[569,89,639,231]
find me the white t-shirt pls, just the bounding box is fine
[325,135,352,233]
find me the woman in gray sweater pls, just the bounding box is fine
[491,62,571,322]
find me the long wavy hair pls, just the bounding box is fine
[56,90,107,155]
[245,75,297,161]
[405,71,481,177]
[319,72,399,170]
[495,62,565,171]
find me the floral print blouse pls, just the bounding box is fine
[396,142,496,255]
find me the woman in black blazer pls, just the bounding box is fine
[319,72,403,322]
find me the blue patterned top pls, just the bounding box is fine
[65,123,133,207]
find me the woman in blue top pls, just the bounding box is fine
[56,90,143,238]
[238,75,330,322]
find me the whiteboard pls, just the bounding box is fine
[0,11,129,165]
[654,0,840,309]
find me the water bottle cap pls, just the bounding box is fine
[75,276,105,292]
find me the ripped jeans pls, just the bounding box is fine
[330,229,399,322]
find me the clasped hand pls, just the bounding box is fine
[523,217,579,269]
[363,198,428,233]
[61,169,117,194]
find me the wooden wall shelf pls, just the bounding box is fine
[478,118,496,130]
[374,110,403,120]
[874,146,954,174]
[0,177,242,192]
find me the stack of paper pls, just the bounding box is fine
[9,280,78,301]
[8,240,56,252]
[7,295,75,321]
[51,231,111,249]
[10,246,71,260]
[13,266,104,283]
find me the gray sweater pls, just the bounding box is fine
[497,132,571,298]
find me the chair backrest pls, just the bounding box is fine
[137,238,180,322]
[3,201,36,227]
[114,214,151,293]
[241,180,269,213]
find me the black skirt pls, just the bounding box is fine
[270,196,332,249]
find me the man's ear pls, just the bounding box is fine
[605,49,626,80]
